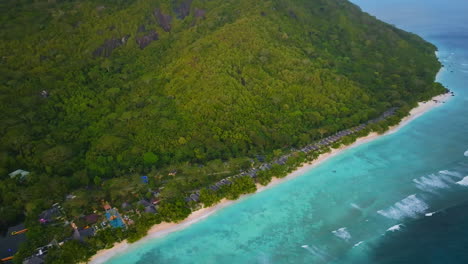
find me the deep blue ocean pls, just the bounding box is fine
[103,1,468,263]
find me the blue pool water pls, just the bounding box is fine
[105,1,468,263]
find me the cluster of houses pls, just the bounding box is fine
[298,108,397,153]
[18,196,157,264]
[0,204,69,264]
[0,188,163,264]
[38,204,64,224]
[21,187,163,262]
[186,107,398,202]
[18,203,112,263]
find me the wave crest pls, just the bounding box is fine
[386,224,404,232]
[413,173,451,193]
[332,227,351,241]
[353,241,364,247]
[456,176,468,186]
[377,194,429,220]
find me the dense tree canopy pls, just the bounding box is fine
[0,0,445,235]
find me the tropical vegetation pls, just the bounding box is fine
[0,0,446,262]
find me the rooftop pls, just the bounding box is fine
[9,169,29,179]
[38,206,61,223]
[84,214,100,224]
[73,228,95,241]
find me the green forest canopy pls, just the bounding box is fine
[0,0,445,231]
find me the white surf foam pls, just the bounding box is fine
[439,173,456,182]
[464,150,468,157]
[350,203,362,210]
[413,173,451,193]
[456,176,468,186]
[353,241,364,248]
[377,194,429,220]
[301,245,328,260]
[386,224,404,232]
[425,211,436,216]
[332,227,351,241]
[439,170,462,178]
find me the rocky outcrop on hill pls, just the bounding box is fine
[174,0,193,19]
[154,9,172,32]
[92,35,130,57]
[136,30,159,49]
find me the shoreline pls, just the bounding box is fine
[88,92,451,264]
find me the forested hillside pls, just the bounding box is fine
[0,0,444,249]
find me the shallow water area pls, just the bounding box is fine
[103,1,468,263]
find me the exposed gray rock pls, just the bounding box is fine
[93,35,130,57]
[154,9,172,32]
[174,0,193,19]
[136,30,159,49]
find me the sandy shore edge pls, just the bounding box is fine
[88,92,451,264]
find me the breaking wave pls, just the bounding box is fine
[386,224,404,232]
[301,245,329,260]
[456,176,468,186]
[377,194,429,220]
[353,241,364,248]
[439,170,462,178]
[413,173,451,193]
[332,227,351,241]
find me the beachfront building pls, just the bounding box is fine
[72,228,95,242]
[83,214,100,226]
[138,199,157,214]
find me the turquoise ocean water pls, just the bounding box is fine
[106,1,468,263]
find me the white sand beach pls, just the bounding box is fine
[88,92,451,264]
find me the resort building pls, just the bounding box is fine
[8,169,30,180]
